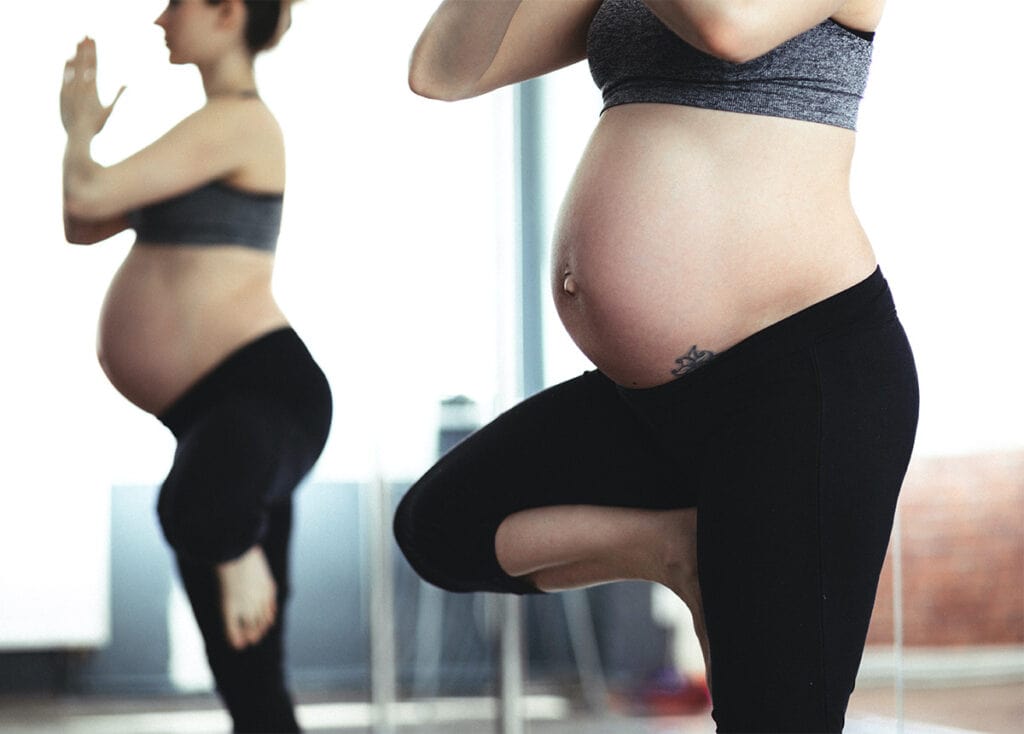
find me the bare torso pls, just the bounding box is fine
[552,102,877,387]
[97,243,287,415]
[86,86,290,417]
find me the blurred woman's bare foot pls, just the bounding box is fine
[216,545,277,650]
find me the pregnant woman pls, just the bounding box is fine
[61,2,329,731]
[394,1,918,731]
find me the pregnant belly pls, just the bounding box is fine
[97,247,287,415]
[551,105,877,388]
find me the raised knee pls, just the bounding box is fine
[157,485,206,556]
[157,482,246,563]
[392,484,450,588]
[393,477,523,594]
[156,486,185,545]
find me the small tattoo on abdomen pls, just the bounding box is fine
[671,345,716,377]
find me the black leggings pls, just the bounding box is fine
[158,328,332,733]
[394,269,919,732]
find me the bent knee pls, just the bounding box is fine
[157,481,261,564]
[393,479,536,595]
[157,485,212,557]
[392,484,460,590]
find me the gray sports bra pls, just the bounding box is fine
[588,0,874,130]
[129,181,283,253]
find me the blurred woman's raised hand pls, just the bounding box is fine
[61,37,125,136]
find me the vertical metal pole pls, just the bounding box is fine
[412,398,482,699]
[892,505,905,734]
[496,76,546,734]
[499,595,526,734]
[515,78,546,399]
[563,589,609,713]
[369,474,397,734]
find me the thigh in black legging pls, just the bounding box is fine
[393,370,694,594]
[160,395,289,564]
[697,321,918,733]
[158,327,333,565]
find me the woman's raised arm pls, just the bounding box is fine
[410,0,603,101]
[61,38,270,226]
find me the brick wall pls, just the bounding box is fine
[867,450,1024,646]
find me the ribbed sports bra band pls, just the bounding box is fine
[128,181,283,252]
[588,0,875,130]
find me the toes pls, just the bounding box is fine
[243,618,263,647]
[216,546,279,650]
[227,601,277,649]
[225,615,248,651]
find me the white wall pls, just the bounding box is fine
[853,0,1024,456]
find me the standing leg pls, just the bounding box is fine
[157,330,332,733]
[176,499,300,734]
[694,322,917,732]
[161,406,309,733]
[159,395,290,650]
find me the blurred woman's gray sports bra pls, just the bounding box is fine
[588,0,875,130]
[129,182,283,253]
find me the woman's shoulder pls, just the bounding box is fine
[196,98,285,191]
[199,96,282,139]
[184,97,285,175]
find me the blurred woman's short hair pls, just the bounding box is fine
[207,0,290,55]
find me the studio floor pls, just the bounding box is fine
[0,683,1020,734]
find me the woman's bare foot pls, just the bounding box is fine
[216,545,277,650]
[496,504,711,680]
[495,504,712,685]
[658,508,712,688]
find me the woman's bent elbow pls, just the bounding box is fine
[693,9,775,64]
[408,66,470,101]
[408,67,442,100]
[63,219,98,245]
[63,188,116,223]
[63,193,90,222]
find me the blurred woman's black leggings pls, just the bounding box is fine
[158,328,332,733]
[394,268,919,733]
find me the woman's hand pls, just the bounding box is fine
[61,37,124,137]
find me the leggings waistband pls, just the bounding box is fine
[159,327,325,438]
[618,267,896,406]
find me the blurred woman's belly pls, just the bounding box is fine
[553,103,878,388]
[98,244,288,415]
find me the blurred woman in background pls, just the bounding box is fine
[61,2,328,730]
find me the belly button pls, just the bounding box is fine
[563,274,578,296]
